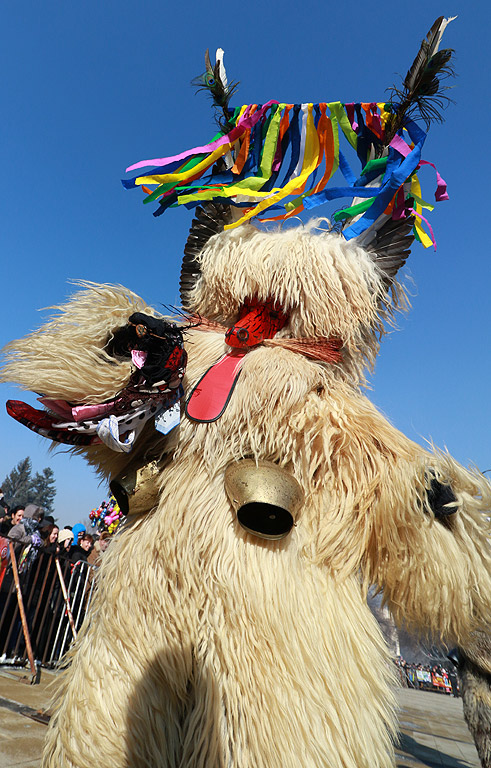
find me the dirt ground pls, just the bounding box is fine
[0,666,482,767]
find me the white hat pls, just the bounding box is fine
[58,528,74,544]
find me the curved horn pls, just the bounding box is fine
[348,19,455,280]
[180,202,232,310]
[180,49,239,310]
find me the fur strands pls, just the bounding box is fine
[1,221,490,768]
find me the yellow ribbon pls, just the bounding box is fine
[134,143,232,186]
[176,105,286,204]
[410,175,433,248]
[223,104,320,229]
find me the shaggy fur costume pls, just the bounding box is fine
[3,222,491,768]
[458,630,491,768]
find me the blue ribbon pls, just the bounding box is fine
[342,118,426,240]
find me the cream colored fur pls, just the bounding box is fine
[458,629,491,767]
[2,221,490,767]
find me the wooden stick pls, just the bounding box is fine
[9,541,36,676]
[54,557,77,640]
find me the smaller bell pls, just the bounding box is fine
[224,459,304,540]
[110,460,160,516]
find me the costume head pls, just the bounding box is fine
[121,20,454,397]
[4,18,455,530]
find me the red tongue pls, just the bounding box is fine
[185,352,246,423]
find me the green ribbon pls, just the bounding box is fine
[361,157,388,176]
[333,197,374,222]
[329,102,357,151]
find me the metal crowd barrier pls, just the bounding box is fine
[0,542,97,667]
[48,559,97,664]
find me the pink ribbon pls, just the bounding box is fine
[390,135,448,203]
[126,101,280,173]
[418,160,449,201]
[389,134,412,158]
[131,350,147,369]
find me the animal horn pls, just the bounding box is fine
[180,202,232,310]
[180,49,241,310]
[361,201,416,290]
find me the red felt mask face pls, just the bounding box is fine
[225,298,288,349]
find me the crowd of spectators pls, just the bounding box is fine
[394,656,460,697]
[0,496,111,570]
[0,492,112,663]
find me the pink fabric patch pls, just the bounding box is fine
[409,207,437,250]
[418,160,449,201]
[131,350,147,369]
[72,401,117,422]
[125,101,279,173]
[389,134,412,158]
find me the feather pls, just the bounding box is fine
[192,48,239,134]
[365,207,415,288]
[385,16,456,140]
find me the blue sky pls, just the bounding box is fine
[1,1,490,526]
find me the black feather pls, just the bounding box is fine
[385,17,455,141]
[404,17,445,91]
[366,206,415,288]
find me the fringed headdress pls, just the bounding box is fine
[123,17,455,285]
[4,19,457,443]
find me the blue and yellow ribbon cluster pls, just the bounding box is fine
[123,101,447,247]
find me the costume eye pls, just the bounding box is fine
[269,311,279,319]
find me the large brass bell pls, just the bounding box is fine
[224,459,304,540]
[110,460,160,516]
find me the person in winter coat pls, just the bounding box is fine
[87,532,111,567]
[0,489,9,514]
[15,505,44,574]
[7,507,42,559]
[71,523,86,545]
[69,533,93,565]
[0,505,25,536]
[39,524,60,556]
[58,529,74,559]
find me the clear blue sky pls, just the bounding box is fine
[1,1,490,526]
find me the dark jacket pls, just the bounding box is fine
[69,545,90,566]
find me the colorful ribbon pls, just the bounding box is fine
[123,101,448,244]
